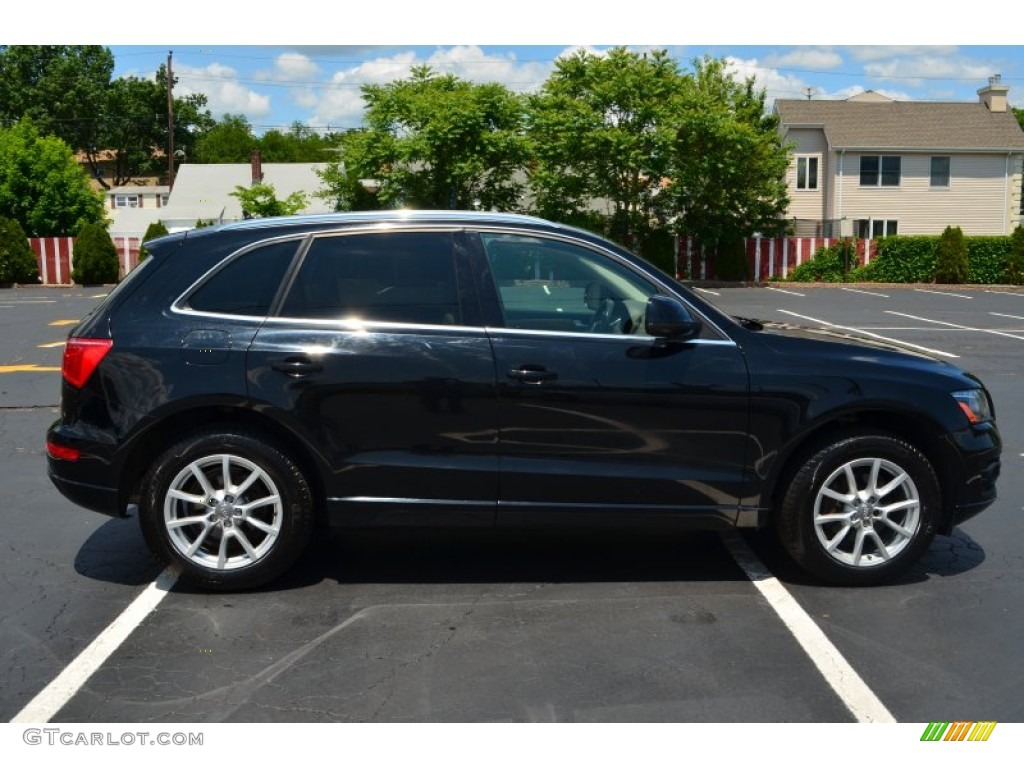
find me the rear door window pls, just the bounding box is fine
[280,231,462,326]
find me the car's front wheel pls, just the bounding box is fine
[139,429,315,590]
[777,433,940,585]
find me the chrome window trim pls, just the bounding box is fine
[170,221,731,343]
[171,232,312,317]
[485,326,737,346]
[259,315,489,336]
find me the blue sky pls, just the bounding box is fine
[106,44,1024,135]
[20,1,1024,135]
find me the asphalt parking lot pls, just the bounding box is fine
[2,283,1022,724]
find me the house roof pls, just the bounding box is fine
[161,162,333,222]
[775,97,1024,152]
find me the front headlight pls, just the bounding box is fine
[952,389,994,424]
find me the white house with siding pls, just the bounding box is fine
[775,76,1024,238]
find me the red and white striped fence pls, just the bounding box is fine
[28,237,141,285]
[677,236,879,282]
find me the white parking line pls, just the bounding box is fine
[778,310,959,358]
[10,569,177,723]
[991,312,1024,321]
[885,311,1024,342]
[985,290,1024,297]
[840,287,890,298]
[694,287,720,296]
[723,533,896,723]
[767,287,805,297]
[914,288,973,299]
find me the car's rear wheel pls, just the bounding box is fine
[777,433,940,585]
[139,429,314,590]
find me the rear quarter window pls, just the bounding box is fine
[186,239,301,316]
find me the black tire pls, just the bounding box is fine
[139,429,315,591]
[776,433,940,586]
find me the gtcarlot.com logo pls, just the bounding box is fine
[921,722,997,742]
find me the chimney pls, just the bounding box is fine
[250,150,263,185]
[978,74,1009,113]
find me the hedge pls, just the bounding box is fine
[803,234,1016,284]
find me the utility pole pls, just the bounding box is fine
[167,50,176,189]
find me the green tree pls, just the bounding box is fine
[231,182,308,218]
[0,48,214,187]
[332,66,527,210]
[71,222,119,284]
[1014,107,1024,131]
[259,122,338,162]
[527,48,686,247]
[0,216,39,284]
[934,225,969,284]
[193,114,258,163]
[665,57,791,269]
[0,120,105,236]
[138,220,169,262]
[1006,225,1024,285]
[315,130,386,211]
[0,46,114,155]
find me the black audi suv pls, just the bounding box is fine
[47,212,1001,589]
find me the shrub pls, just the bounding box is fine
[0,216,39,284]
[934,226,969,284]
[639,227,677,277]
[71,223,119,285]
[711,238,750,281]
[863,236,936,282]
[138,221,169,262]
[788,241,854,282]
[1006,226,1024,286]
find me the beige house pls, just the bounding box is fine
[775,76,1024,238]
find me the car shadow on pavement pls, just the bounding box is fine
[270,528,749,592]
[73,511,163,587]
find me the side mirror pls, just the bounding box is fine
[645,296,702,341]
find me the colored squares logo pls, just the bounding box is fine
[921,722,997,742]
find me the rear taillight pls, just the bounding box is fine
[47,441,81,461]
[62,338,113,388]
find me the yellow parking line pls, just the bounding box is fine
[49,320,79,327]
[38,341,67,348]
[0,364,61,373]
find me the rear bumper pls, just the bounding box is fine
[47,466,125,517]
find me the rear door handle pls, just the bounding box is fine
[272,356,323,377]
[507,365,557,384]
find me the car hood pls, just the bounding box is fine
[748,318,947,361]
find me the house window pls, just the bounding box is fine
[855,219,898,238]
[159,194,169,207]
[796,156,818,190]
[114,194,140,208]
[930,157,950,187]
[859,156,901,187]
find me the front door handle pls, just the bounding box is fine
[507,365,557,384]
[271,356,323,377]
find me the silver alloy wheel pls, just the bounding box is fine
[163,453,283,571]
[812,457,921,568]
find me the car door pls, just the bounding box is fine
[246,228,499,527]
[470,229,753,528]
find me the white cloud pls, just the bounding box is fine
[845,46,960,62]
[174,62,272,120]
[306,46,560,129]
[863,56,995,87]
[721,57,815,105]
[766,48,843,70]
[272,53,319,79]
